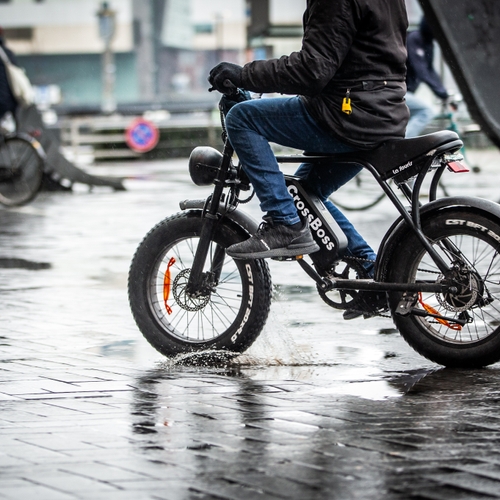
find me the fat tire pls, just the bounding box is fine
[128,211,272,357]
[387,208,500,367]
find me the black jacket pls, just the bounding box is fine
[241,0,409,148]
[0,39,18,117]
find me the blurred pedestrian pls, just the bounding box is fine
[0,27,19,124]
[406,17,449,137]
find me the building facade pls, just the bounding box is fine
[0,0,248,108]
[0,0,440,110]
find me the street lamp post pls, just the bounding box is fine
[97,2,117,114]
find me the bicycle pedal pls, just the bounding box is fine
[271,255,303,262]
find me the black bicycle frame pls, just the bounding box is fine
[185,140,456,298]
[276,154,451,275]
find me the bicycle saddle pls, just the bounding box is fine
[305,130,463,182]
[358,130,463,180]
[351,130,463,182]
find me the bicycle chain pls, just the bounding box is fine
[344,255,440,275]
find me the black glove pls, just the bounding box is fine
[219,89,252,116]
[208,62,243,94]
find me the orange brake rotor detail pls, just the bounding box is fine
[163,257,176,315]
[418,293,462,331]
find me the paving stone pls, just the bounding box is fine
[2,154,500,498]
[0,484,76,500]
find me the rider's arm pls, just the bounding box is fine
[241,0,357,96]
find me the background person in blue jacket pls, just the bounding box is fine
[406,17,450,137]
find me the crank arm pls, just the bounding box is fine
[296,257,331,289]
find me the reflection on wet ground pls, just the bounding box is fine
[149,350,440,400]
[124,363,500,498]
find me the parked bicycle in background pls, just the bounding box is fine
[0,121,45,207]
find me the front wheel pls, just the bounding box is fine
[388,209,500,367]
[128,211,273,357]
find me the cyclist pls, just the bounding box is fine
[406,17,450,137]
[209,0,409,318]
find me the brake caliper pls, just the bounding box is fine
[163,257,176,315]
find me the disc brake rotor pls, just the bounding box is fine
[436,270,481,313]
[172,268,211,312]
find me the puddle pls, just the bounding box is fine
[308,379,402,400]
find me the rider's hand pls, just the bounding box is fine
[443,94,458,111]
[208,62,243,94]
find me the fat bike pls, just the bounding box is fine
[129,93,500,368]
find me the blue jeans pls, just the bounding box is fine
[225,96,376,274]
[405,92,435,138]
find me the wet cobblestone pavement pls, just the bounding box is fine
[1,150,500,499]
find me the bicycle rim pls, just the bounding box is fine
[411,233,500,344]
[147,236,246,343]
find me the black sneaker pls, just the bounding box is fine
[226,217,319,259]
[343,291,388,320]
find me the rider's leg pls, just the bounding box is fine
[295,162,377,277]
[225,96,357,224]
[224,96,378,261]
[405,92,435,138]
[225,96,382,314]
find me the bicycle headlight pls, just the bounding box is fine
[188,146,223,186]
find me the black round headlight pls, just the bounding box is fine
[188,147,223,186]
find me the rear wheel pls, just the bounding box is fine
[128,211,273,357]
[388,209,500,367]
[0,136,44,206]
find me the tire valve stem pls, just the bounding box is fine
[418,293,462,331]
[163,257,176,315]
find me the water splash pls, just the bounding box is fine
[234,309,315,367]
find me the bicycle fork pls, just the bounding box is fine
[185,143,234,297]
